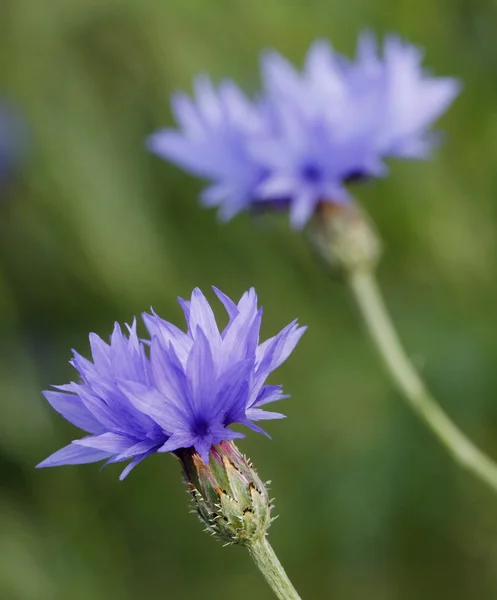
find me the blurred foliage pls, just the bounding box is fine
[1,0,497,599]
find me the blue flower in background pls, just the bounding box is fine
[148,32,460,228]
[37,287,306,478]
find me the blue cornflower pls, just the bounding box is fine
[37,287,306,479]
[148,33,459,228]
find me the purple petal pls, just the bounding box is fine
[261,50,303,106]
[70,351,97,381]
[255,174,294,199]
[237,288,258,311]
[290,190,318,229]
[249,322,305,405]
[218,80,263,131]
[188,288,222,345]
[192,437,213,463]
[221,291,261,358]
[246,408,286,421]
[109,323,147,382]
[147,130,215,177]
[256,321,307,372]
[43,390,105,435]
[75,386,129,433]
[119,451,156,480]
[186,327,215,412]
[113,440,161,462]
[149,339,192,417]
[158,431,197,454]
[143,309,192,365]
[81,377,155,434]
[200,184,231,208]
[212,286,239,321]
[253,384,289,407]
[216,191,252,221]
[194,75,224,125]
[216,428,245,442]
[212,359,252,423]
[239,419,271,437]
[119,380,189,434]
[37,443,112,468]
[171,92,205,136]
[73,432,134,453]
[305,40,342,88]
[125,319,141,350]
[89,333,111,375]
[177,297,191,326]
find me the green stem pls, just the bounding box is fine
[247,536,302,600]
[348,267,497,494]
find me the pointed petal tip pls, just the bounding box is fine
[247,407,287,422]
[190,286,206,301]
[240,419,272,438]
[119,459,140,481]
[35,443,112,469]
[141,308,158,327]
[41,389,52,401]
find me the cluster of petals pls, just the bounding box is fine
[148,32,460,228]
[37,287,306,479]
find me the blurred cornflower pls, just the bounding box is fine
[37,287,306,479]
[148,32,459,228]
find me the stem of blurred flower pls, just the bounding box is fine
[309,201,497,496]
[247,536,302,600]
[349,266,497,494]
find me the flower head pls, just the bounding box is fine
[37,287,306,478]
[148,33,459,228]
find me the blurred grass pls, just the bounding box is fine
[1,0,497,599]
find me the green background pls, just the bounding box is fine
[1,0,497,598]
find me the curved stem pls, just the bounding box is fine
[247,536,302,600]
[348,267,497,494]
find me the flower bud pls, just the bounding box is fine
[308,202,382,274]
[177,441,272,546]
